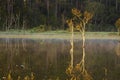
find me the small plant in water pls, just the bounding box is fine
[7,73,12,80]
[66,8,93,80]
[5,72,34,80]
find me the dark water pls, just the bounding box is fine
[0,38,120,80]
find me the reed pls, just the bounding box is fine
[4,72,35,80]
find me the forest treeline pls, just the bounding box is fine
[0,0,120,31]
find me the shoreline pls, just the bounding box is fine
[0,34,119,40]
[0,31,120,40]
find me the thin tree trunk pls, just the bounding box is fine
[46,0,49,26]
[55,0,58,21]
[61,13,65,30]
[70,25,74,68]
[23,0,27,33]
[116,0,118,12]
[70,0,73,6]
[76,0,78,8]
[82,29,85,72]
[6,0,14,31]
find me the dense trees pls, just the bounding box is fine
[0,0,120,31]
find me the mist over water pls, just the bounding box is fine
[0,38,120,80]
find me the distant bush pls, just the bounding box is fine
[30,25,46,32]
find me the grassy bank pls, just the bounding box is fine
[0,30,119,39]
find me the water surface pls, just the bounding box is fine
[0,38,120,80]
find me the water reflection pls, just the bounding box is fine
[116,41,120,56]
[0,38,120,80]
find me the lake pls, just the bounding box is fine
[0,38,120,80]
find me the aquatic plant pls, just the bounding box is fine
[5,72,35,80]
[7,73,12,80]
[66,8,93,80]
[4,72,62,80]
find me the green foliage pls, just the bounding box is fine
[30,25,46,32]
[85,2,105,15]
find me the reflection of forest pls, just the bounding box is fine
[0,39,120,80]
[115,41,120,65]
[116,41,120,56]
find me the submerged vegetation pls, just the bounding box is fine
[4,72,34,80]
[0,38,120,80]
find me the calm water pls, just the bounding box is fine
[0,38,120,80]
